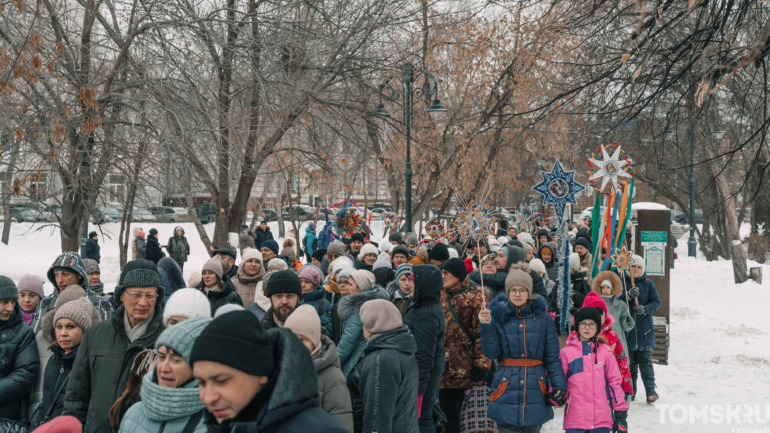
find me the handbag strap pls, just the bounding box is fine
[446,290,474,347]
[41,372,70,422]
[181,410,204,433]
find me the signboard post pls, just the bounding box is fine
[641,231,667,276]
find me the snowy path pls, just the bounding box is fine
[1,221,767,431]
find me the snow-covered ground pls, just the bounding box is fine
[1,220,767,432]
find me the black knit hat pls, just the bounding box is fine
[392,245,410,259]
[573,306,602,336]
[508,239,523,248]
[388,232,404,244]
[506,245,527,266]
[311,249,327,262]
[575,237,591,252]
[350,232,365,243]
[114,259,165,306]
[88,231,97,238]
[265,270,302,297]
[429,243,450,261]
[441,258,467,283]
[190,310,273,376]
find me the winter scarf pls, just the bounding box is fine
[232,265,266,306]
[124,314,152,343]
[140,372,203,421]
[22,310,35,325]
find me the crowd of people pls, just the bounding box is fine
[0,218,662,433]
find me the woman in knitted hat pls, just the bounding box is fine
[163,288,212,327]
[197,257,243,315]
[31,297,100,430]
[335,269,389,377]
[17,274,45,325]
[385,264,413,315]
[267,258,289,272]
[298,266,333,336]
[478,269,566,432]
[118,317,212,433]
[355,244,379,271]
[559,306,628,433]
[323,257,353,306]
[231,249,266,307]
[285,305,353,431]
[479,253,498,275]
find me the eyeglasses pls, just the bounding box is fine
[579,322,597,329]
[125,292,158,301]
[509,289,528,295]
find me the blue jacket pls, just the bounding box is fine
[402,265,445,397]
[0,304,40,422]
[480,295,566,427]
[336,287,390,377]
[469,267,549,301]
[83,238,100,263]
[158,257,186,302]
[618,272,661,350]
[303,287,333,338]
[304,226,318,255]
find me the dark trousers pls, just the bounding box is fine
[628,349,656,398]
[439,388,466,433]
[498,424,542,433]
[419,360,443,433]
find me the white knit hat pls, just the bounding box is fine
[329,256,354,275]
[569,253,581,271]
[350,269,376,291]
[529,258,546,275]
[630,254,645,273]
[357,243,380,261]
[163,288,212,324]
[241,248,263,267]
[268,258,288,271]
[448,247,459,259]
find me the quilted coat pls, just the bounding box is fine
[0,304,39,422]
[618,271,661,350]
[336,287,390,377]
[559,338,628,430]
[480,294,565,427]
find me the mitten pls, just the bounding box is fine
[471,368,488,384]
[633,305,646,315]
[613,410,628,432]
[546,390,567,407]
[627,287,640,298]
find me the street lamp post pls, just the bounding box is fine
[374,62,446,233]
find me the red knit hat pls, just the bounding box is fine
[31,415,82,433]
[582,292,612,326]
[464,258,474,275]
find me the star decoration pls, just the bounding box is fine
[531,160,585,225]
[611,247,632,271]
[589,145,631,192]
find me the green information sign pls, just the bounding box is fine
[641,231,667,245]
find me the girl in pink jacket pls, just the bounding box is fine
[560,306,629,433]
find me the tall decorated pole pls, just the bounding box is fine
[532,160,585,333]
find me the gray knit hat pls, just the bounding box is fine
[202,257,223,279]
[360,299,402,334]
[55,285,86,308]
[54,297,94,331]
[156,316,213,365]
[0,276,18,300]
[350,270,376,292]
[82,258,100,275]
[114,259,164,306]
[327,240,346,256]
[406,233,419,244]
[505,269,533,296]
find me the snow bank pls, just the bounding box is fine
[632,202,671,211]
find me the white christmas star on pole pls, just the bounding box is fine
[589,145,631,192]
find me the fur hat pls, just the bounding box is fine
[329,256,354,275]
[357,243,380,261]
[283,238,295,248]
[591,270,622,297]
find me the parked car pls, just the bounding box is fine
[257,208,278,222]
[131,208,156,222]
[282,205,316,222]
[197,203,217,224]
[674,209,703,225]
[156,207,193,223]
[18,204,54,223]
[91,207,122,225]
[9,204,31,220]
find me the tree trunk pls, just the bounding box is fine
[1,142,20,245]
[119,153,143,270]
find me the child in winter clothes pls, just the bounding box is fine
[567,292,633,401]
[560,307,628,433]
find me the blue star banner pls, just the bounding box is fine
[531,160,585,225]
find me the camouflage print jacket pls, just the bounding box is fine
[440,283,491,389]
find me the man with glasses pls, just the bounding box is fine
[63,259,166,433]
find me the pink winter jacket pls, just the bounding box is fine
[560,338,628,430]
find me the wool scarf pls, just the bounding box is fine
[140,372,204,421]
[124,313,151,343]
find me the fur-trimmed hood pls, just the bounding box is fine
[591,270,622,297]
[337,286,389,321]
[488,293,548,324]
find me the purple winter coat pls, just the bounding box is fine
[559,338,628,430]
